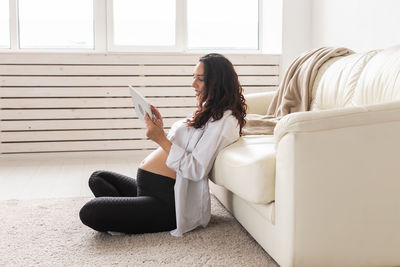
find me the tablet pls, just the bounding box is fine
[128,85,152,122]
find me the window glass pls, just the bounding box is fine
[187,0,258,50]
[0,0,10,48]
[19,0,93,49]
[113,0,176,46]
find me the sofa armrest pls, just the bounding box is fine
[244,91,276,115]
[274,100,400,142]
[274,100,400,264]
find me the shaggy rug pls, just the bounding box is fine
[0,195,278,266]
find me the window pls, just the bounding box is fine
[112,0,176,47]
[18,0,93,49]
[187,0,259,50]
[0,0,10,48]
[1,0,282,53]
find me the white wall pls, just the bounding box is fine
[281,0,400,73]
[262,0,283,54]
[311,0,400,52]
[281,0,311,74]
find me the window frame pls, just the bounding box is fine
[3,0,265,53]
[9,0,18,50]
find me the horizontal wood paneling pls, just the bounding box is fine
[0,52,280,65]
[1,129,149,142]
[0,97,197,108]
[0,86,277,97]
[0,65,280,76]
[0,76,279,86]
[0,107,194,120]
[1,118,178,131]
[0,140,157,153]
[0,52,280,154]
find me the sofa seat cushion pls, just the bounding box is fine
[210,135,276,204]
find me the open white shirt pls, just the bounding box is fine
[166,110,240,236]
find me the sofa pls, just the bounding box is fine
[209,45,400,267]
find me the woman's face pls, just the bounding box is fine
[192,62,206,98]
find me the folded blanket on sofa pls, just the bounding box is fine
[243,47,354,135]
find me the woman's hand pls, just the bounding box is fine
[144,105,170,152]
[149,104,164,129]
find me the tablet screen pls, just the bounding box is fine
[128,85,152,122]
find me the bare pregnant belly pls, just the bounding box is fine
[139,147,176,179]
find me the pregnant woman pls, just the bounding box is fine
[79,53,247,236]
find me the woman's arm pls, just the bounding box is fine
[144,105,172,153]
[166,115,239,182]
[145,107,239,182]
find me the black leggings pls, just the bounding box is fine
[79,168,176,234]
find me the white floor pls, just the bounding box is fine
[0,150,152,200]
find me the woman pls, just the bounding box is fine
[79,53,247,236]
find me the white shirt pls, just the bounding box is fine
[166,110,240,236]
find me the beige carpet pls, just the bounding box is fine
[0,195,278,266]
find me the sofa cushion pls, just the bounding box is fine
[352,45,400,106]
[210,135,276,204]
[310,50,378,111]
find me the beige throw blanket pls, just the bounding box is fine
[243,47,354,135]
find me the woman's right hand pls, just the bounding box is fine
[144,105,166,144]
[150,105,164,129]
[144,106,172,153]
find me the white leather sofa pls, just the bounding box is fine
[209,45,400,267]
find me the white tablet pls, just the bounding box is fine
[128,85,152,122]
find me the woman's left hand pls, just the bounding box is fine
[144,105,166,144]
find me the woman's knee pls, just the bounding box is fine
[79,201,94,226]
[79,199,106,232]
[88,170,105,189]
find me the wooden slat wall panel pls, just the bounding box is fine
[1,129,148,142]
[0,140,158,153]
[0,76,279,86]
[0,65,280,76]
[0,86,277,97]
[0,97,197,108]
[1,118,178,131]
[0,53,280,65]
[0,107,194,120]
[0,52,280,154]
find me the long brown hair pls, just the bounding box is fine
[186,53,247,134]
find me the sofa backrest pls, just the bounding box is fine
[310,45,400,111]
